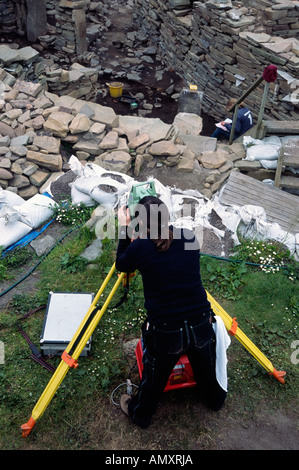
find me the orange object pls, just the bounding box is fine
[228,317,238,336]
[21,417,36,438]
[135,339,196,392]
[61,351,78,369]
[270,368,286,384]
[122,272,136,287]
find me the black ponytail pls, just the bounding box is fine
[136,196,173,252]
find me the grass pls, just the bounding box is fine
[0,225,298,450]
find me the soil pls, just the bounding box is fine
[91,4,216,135]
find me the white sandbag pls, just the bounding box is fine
[262,179,275,186]
[70,183,96,207]
[0,187,25,209]
[0,217,32,249]
[74,175,102,195]
[243,136,264,148]
[0,194,56,228]
[91,163,137,185]
[260,159,277,170]
[246,144,280,161]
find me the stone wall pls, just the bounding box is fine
[0,0,87,57]
[132,0,299,122]
[42,0,88,57]
[0,0,47,40]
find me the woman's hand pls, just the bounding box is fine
[118,205,131,226]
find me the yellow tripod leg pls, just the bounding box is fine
[21,264,125,437]
[206,291,286,384]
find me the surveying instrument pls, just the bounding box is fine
[21,181,286,438]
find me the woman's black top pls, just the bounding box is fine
[116,226,210,324]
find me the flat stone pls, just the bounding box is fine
[18,46,40,64]
[79,103,95,119]
[10,174,30,187]
[86,102,119,127]
[234,160,261,170]
[0,168,13,179]
[29,169,49,187]
[149,140,180,157]
[99,151,132,173]
[22,162,39,176]
[33,135,61,154]
[10,134,31,146]
[241,32,272,45]
[0,157,11,169]
[18,186,38,198]
[80,238,103,261]
[173,112,203,136]
[200,150,227,169]
[0,136,10,147]
[118,116,173,143]
[99,131,119,150]
[5,109,23,121]
[69,113,92,134]
[0,45,21,65]
[178,134,217,157]
[13,80,44,97]
[30,235,56,257]
[9,145,28,157]
[33,94,54,110]
[263,39,295,55]
[73,139,103,156]
[43,111,74,138]
[177,157,194,172]
[128,133,150,150]
[0,147,10,156]
[89,122,106,135]
[25,115,45,130]
[27,150,63,171]
[0,122,16,139]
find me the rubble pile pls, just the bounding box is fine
[0,43,98,101]
[0,70,258,200]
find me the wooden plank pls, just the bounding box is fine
[220,189,296,228]
[274,147,284,188]
[264,121,299,134]
[221,173,298,211]
[221,173,299,224]
[220,172,299,234]
[281,176,299,190]
[284,141,299,167]
[221,187,296,220]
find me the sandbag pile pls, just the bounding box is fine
[0,188,56,250]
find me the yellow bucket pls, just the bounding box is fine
[106,82,124,98]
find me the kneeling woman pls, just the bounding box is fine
[116,196,227,429]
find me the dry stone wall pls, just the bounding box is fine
[132,0,299,122]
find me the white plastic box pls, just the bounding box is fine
[40,292,94,357]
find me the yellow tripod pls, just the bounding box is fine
[21,263,124,438]
[21,267,286,438]
[206,292,286,384]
